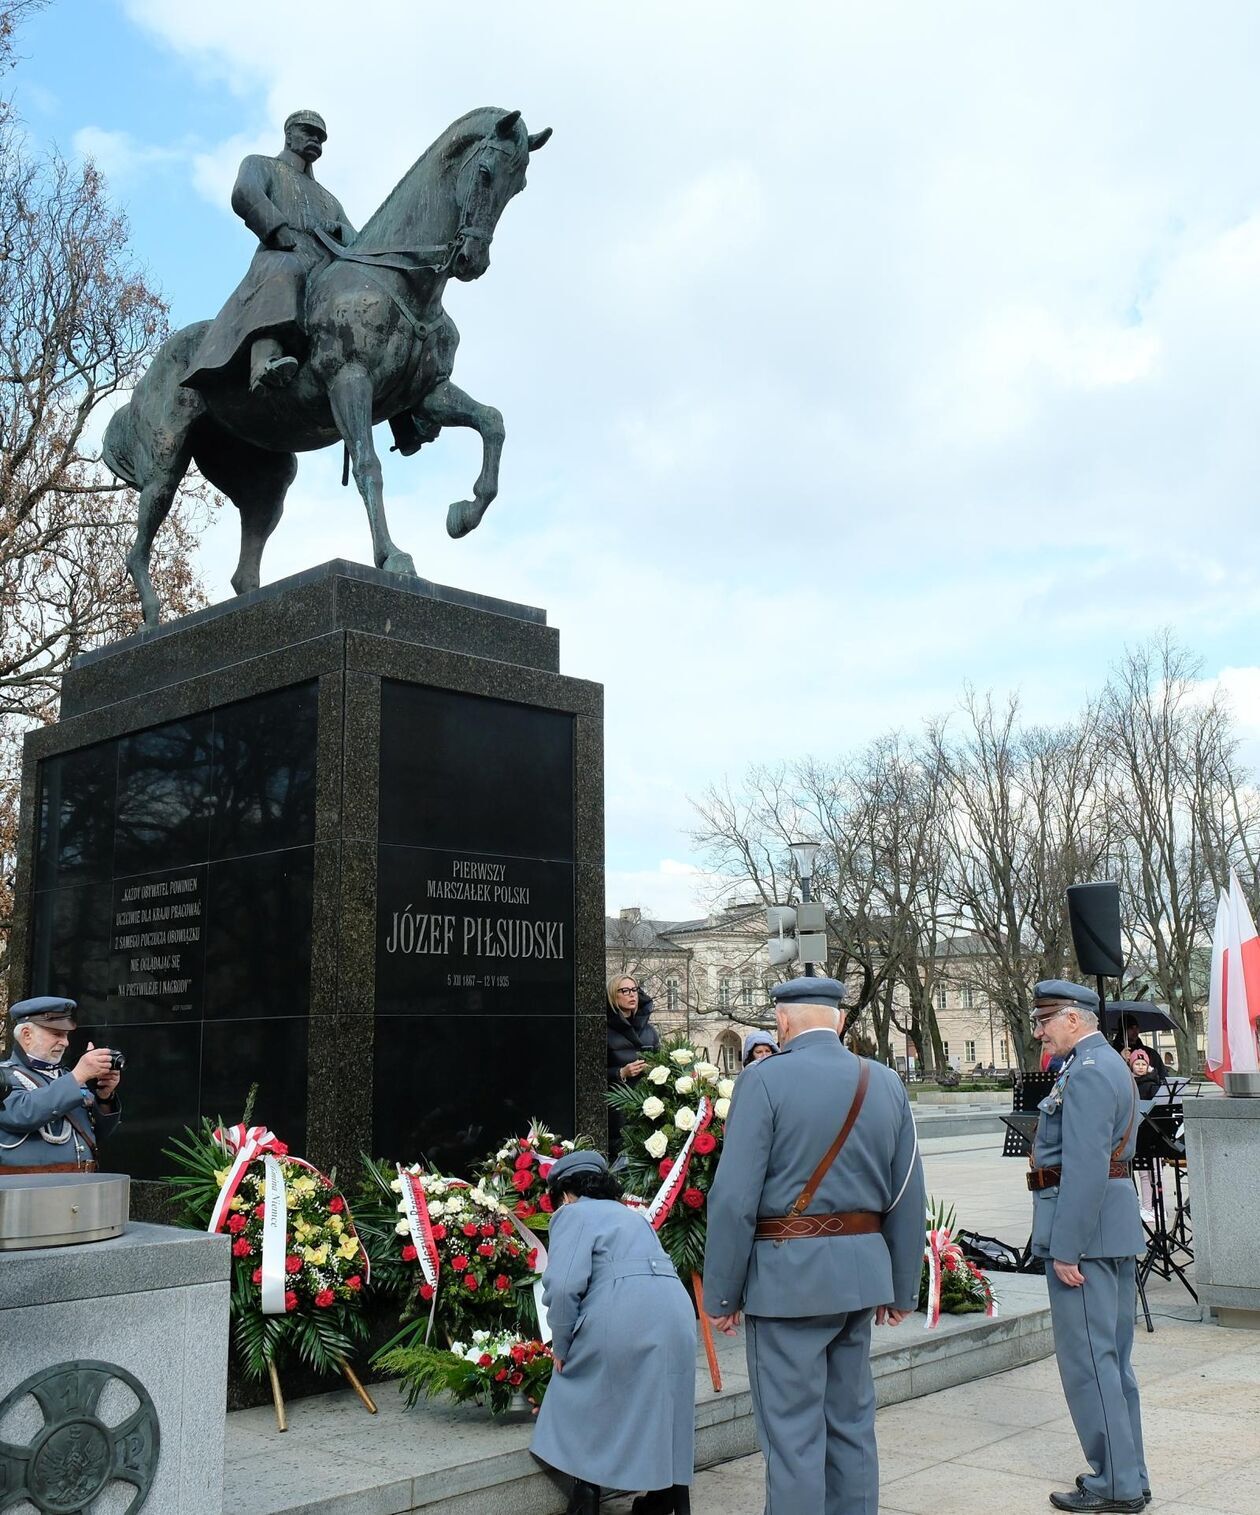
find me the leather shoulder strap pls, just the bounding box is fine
[1112,1084,1138,1163]
[789,1060,871,1218]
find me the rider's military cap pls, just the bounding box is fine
[1033,979,1100,1014]
[284,109,327,141]
[546,1151,608,1186]
[770,976,846,1010]
[8,996,78,1030]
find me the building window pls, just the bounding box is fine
[934,981,948,1011]
[740,978,754,1007]
[965,1040,976,1063]
[962,985,975,1009]
[1000,1037,1009,1064]
[717,1033,741,1073]
[941,1041,950,1062]
[666,978,679,1012]
[717,976,732,1010]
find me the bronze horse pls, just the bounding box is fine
[103,107,550,626]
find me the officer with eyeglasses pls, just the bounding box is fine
[1028,980,1149,1514]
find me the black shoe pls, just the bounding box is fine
[672,1488,691,1515]
[631,1492,673,1515]
[1077,1475,1151,1506]
[1051,1491,1145,1513]
[566,1480,600,1515]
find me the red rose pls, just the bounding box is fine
[682,1188,705,1209]
[431,1223,447,1241]
[499,1220,514,1236]
[527,1248,539,1269]
[515,1201,535,1218]
[226,1214,247,1234]
[480,1224,496,1237]
[231,1238,251,1257]
[477,1243,495,1258]
[252,1267,263,1285]
[254,1203,265,1218]
[508,1371,523,1386]
[463,1273,478,1290]
[451,1254,471,1271]
[314,1288,335,1308]
[284,1289,298,1311]
[539,1195,554,1213]
[507,1243,520,1257]
[494,1274,510,1291]
[694,1132,717,1155]
[328,1195,345,1214]
[550,1144,564,1157]
[273,1141,289,1157]
[285,1255,302,1274]
[658,1159,674,1179]
[494,1368,509,1381]
[510,1344,526,1363]
[346,1275,362,1291]
[514,1152,535,1171]
[401,1244,418,1262]
[512,1171,532,1193]
[419,1283,435,1300]
[478,1352,493,1367]
[518,1139,531,1151]
[538,1160,554,1180]
[462,1222,479,1238]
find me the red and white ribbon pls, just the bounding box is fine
[643,1096,713,1231]
[208,1124,286,1232]
[260,1154,289,1315]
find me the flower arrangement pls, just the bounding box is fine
[376,1329,554,1416]
[358,1158,541,1350]
[478,1119,584,1229]
[165,1119,370,1383]
[607,1034,732,1277]
[918,1200,995,1327]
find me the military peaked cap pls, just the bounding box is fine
[8,996,78,1030]
[284,109,327,140]
[770,975,846,1010]
[1033,979,1100,1013]
[546,1150,608,1186]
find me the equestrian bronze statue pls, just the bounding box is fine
[104,106,551,626]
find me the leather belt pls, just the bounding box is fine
[1026,1161,1130,1191]
[755,1210,882,1239]
[1,1161,98,1176]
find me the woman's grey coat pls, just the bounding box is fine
[531,1197,696,1491]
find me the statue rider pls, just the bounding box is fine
[183,110,355,395]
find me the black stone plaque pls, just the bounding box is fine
[373,1015,575,1173]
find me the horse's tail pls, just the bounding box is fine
[102,401,142,488]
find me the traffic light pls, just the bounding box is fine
[767,902,827,970]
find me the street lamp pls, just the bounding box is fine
[788,838,822,975]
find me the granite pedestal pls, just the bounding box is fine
[0,1222,229,1512]
[8,562,606,1212]
[1181,1093,1260,1327]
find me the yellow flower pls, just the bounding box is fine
[338,1234,359,1261]
[286,1191,300,1210]
[303,1245,329,1266]
[213,1168,229,1186]
[292,1176,317,1196]
[327,1214,344,1235]
[229,1196,244,1211]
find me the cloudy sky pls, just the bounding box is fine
[16,2,1260,915]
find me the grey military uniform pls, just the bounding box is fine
[702,1029,926,1515]
[0,1048,118,1170]
[1031,1030,1147,1503]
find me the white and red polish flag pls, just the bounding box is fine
[1206,870,1260,1086]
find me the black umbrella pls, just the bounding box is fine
[1103,1001,1177,1034]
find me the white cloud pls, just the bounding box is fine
[72,126,182,182]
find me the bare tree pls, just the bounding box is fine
[1100,636,1260,1071]
[0,0,213,995]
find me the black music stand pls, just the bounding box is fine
[995,1110,1044,1273]
[1134,1099,1195,1307]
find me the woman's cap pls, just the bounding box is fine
[547,1150,608,1185]
[742,1030,777,1062]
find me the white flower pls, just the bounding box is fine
[427,1200,445,1217]
[497,1147,513,1161]
[675,1106,697,1132]
[389,1177,403,1193]
[396,1200,408,1214]
[693,1061,720,1080]
[395,1218,412,1236]
[717,1078,735,1099]
[470,1187,493,1208]
[674,1075,694,1095]
[472,1329,490,1343]
[451,1341,467,1356]
[641,1095,666,1120]
[647,1065,670,1085]
[670,1048,696,1065]
[644,1130,669,1159]
[715,1098,731,1120]
[562,1140,575,1151]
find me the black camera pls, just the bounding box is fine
[106,1050,126,1072]
[0,1064,22,1105]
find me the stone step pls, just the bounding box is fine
[222,1274,1051,1515]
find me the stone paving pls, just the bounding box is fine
[601,1134,1260,1515]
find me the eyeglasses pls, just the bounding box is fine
[616,987,639,995]
[1030,1007,1070,1031]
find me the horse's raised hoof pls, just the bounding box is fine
[380,549,417,577]
[446,499,480,539]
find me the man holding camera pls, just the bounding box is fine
[0,997,122,1173]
